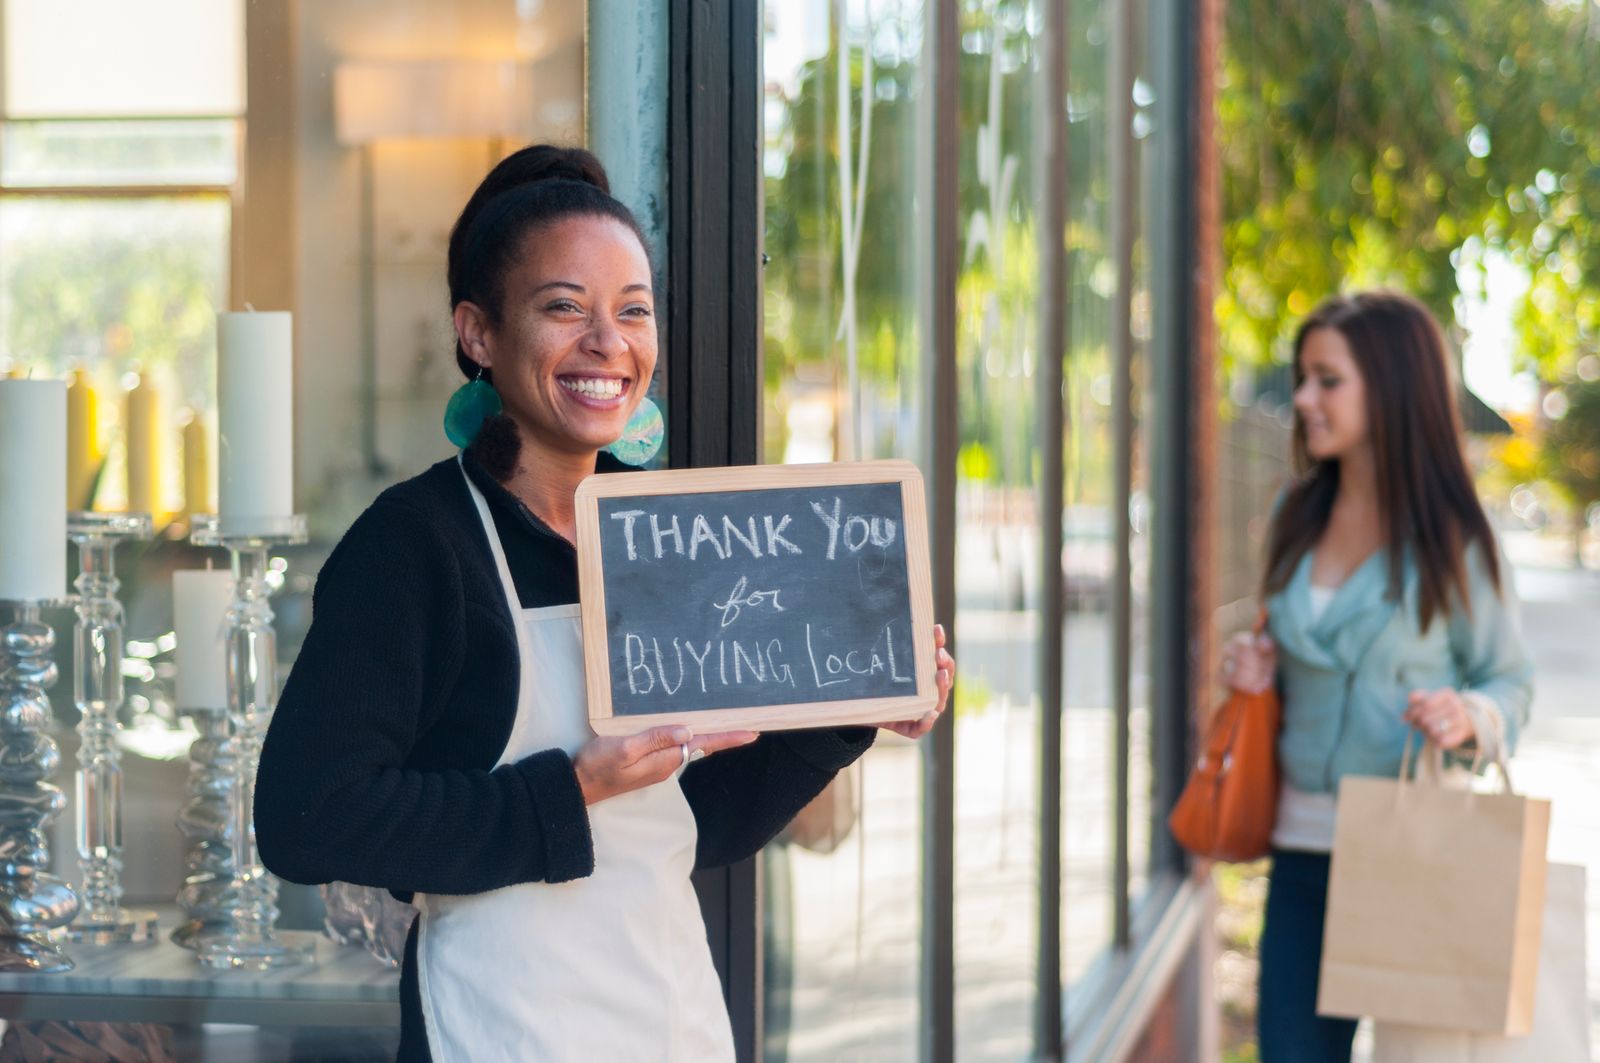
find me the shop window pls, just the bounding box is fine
[952,2,1044,1057]
[1062,0,1119,989]
[0,0,242,514]
[760,1,929,1058]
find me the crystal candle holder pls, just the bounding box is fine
[191,515,315,970]
[0,601,80,971]
[171,706,238,949]
[62,511,158,945]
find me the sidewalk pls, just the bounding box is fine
[1496,536,1600,1055]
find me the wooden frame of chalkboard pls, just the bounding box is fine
[575,460,936,735]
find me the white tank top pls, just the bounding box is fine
[412,462,734,1062]
[1271,583,1341,851]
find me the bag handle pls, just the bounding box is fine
[1397,729,1517,794]
[1193,605,1274,775]
[1397,728,1445,785]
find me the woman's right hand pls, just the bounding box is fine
[1220,630,1276,694]
[573,726,759,806]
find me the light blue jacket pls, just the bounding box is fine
[1265,540,1534,794]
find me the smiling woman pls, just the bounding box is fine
[253,143,956,1063]
[444,148,658,502]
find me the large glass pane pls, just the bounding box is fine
[4,0,244,117]
[1,119,240,187]
[1128,0,1158,905]
[760,2,927,1059]
[1062,0,1118,989]
[0,196,230,513]
[954,2,1042,1056]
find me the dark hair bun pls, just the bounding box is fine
[478,144,611,200]
[468,411,522,482]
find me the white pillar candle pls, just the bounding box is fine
[173,567,234,710]
[217,311,294,536]
[0,379,67,601]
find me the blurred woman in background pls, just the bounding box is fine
[1221,291,1534,1062]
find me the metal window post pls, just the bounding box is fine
[919,1,960,1060]
[1146,0,1200,879]
[1035,0,1071,1055]
[1108,0,1137,951]
[662,1,766,1058]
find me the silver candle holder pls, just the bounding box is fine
[0,601,80,971]
[62,511,158,945]
[171,706,238,949]
[192,516,315,970]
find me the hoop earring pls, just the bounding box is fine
[603,394,665,466]
[443,364,503,449]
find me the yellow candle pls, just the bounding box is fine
[182,412,214,515]
[66,369,103,511]
[124,373,164,517]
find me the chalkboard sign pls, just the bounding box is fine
[575,461,935,735]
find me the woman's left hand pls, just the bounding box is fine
[879,623,955,740]
[1402,688,1477,751]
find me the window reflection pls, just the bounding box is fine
[761,2,927,1059]
[1062,0,1118,989]
[952,2,1043,1057]
[0,196,230,513]
[1,120,240,188]
[1127,0,1158,907]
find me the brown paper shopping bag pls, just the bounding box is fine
[1317,738,1551,1035]
[1372,863,1593,1062]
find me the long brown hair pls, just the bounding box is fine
[1262,292,1500,629]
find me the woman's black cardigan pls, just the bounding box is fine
[254,455,875,900]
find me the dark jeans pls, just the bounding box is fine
[1257,848,1358,1063]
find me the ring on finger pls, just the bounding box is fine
[680,743,690,768]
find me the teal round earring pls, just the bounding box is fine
[604,395,665,466]
[443,366,503,448]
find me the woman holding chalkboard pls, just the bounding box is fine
[255,145,955,1063]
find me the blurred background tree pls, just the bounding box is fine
[1217,0,1600,377]
[1541,376,1600,554]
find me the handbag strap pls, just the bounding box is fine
[1197,606,1275,773]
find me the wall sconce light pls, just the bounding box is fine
[332,60,548,476]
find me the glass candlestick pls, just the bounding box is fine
[171,706,238,949]
[62,512,158,945]
[0,602,80,971]
[192,516,315,970]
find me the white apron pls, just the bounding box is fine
[413,464,734,1063]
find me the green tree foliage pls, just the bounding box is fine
[1219,0,1600,373]
[3,198,225,403]
[762,0,1108,484]
[1543,378,1600,512]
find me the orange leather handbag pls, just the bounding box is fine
[1168,613,1280,863]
